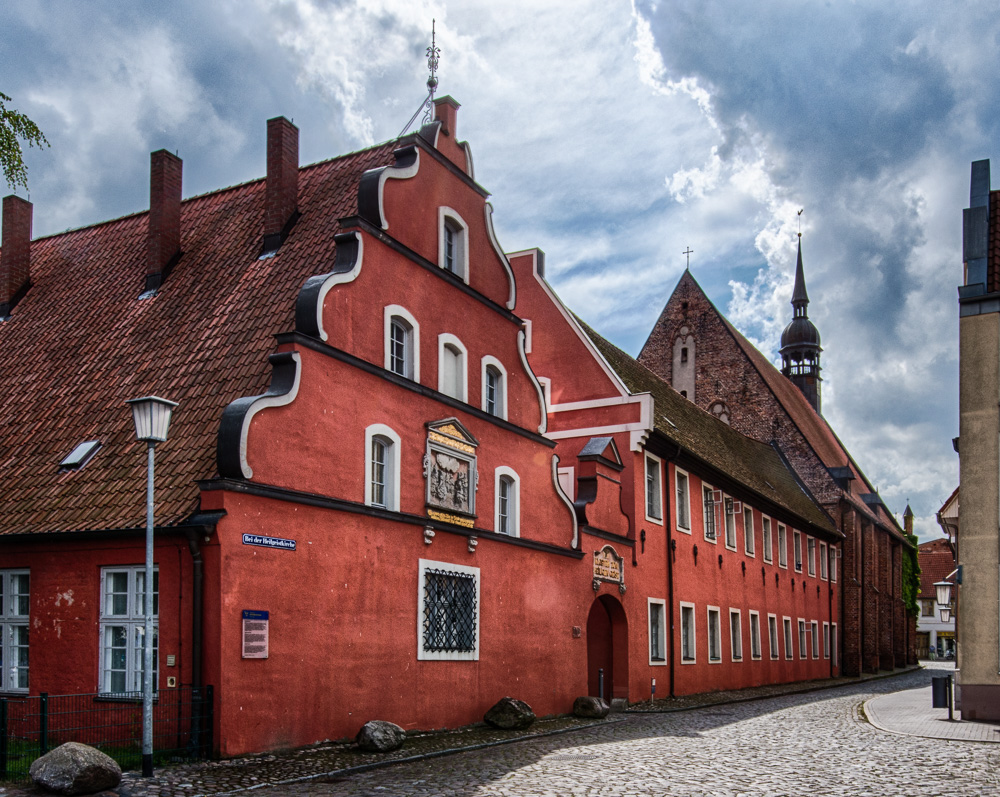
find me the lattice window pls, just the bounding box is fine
[421,567,477,656]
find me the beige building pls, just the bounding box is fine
[957,159,1000,720]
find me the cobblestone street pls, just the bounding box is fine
[222,666,999,797]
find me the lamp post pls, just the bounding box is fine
[127,396,177,778]
[934,578,956,719]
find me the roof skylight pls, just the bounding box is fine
[60,440,101,470]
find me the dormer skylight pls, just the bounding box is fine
[61,440,101,470]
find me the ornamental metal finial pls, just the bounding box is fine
[422,20,440,124]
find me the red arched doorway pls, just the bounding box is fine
[586,594,629,703]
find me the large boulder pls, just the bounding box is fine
[573,696,610,718]
[355,720,406,753]
[29,742,122,796]
[484,697,535,730]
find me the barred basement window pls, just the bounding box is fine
[418,560,479,661]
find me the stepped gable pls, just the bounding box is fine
[577,319,838,538]
[0,141,396,536]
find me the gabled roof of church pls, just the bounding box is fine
[577,320,838,538]
[0,141,396,536]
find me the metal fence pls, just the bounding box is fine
[0,686,212,783]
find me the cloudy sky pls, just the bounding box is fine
[3,0,990,540]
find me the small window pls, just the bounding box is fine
[820,542,828,580]
[762,517,773,563]
[384,305,420,381]
[743,507,755,556]
[783,617,793,660]
[675,470,691,531]
[729,609,742,661]
[481,357,508,419]
[829,546,837,583]
[438,208,469,282]
[645,455,663,522]
[680,347,688,363]
[811,620,819,659]
[648,599,666,664]
[707,606,721,662]
[921,599,935,617]
[724,497,736,549]
[778,524,787,568]
[798,619,807,659]
[807,538,816,576]
[495,467,519,537]
[60,440,101,470]
[438,334,467,401]
[767,614,779,660]
[793,531,803,572]
[832,622,838,665]
[703,485,717,542]
[418,559,479,661]
[365,424,401,511]
[749,611,761,660]
[823,622,831,659]
[681,603,696,663]
[0,570,30,692]
[100,566,158,694]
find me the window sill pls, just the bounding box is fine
[94,693,160,704]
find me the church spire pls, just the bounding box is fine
[780,231,823,413]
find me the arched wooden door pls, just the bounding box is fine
[586,594,629,702]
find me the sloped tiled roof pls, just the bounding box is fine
[918,538,956,597]
[578,320,837,537]
[0,141,396,535]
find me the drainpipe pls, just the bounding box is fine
[184,529,204,687]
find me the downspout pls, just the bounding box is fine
[184,529,204,687]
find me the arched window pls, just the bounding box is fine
[438,334,468,401]
[384,305,420,381]
[365,424,401,511]
[481,356,508,419]
[494,467,520,537]
[438,208,469,283]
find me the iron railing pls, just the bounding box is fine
[0,685,212,783]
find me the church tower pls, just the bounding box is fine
[779,237,822,413]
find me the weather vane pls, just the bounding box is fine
[422,20,440,125]
[797,208,804,239]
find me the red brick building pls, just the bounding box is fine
[638,245,916,674]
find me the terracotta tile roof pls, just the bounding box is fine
[577,320,838,537]
[918,538,956,597]
[0,142,396,535]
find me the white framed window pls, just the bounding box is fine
[762,516,773,564]
[749,611,761,660]
[707,606,721,663]
[793,531,803,572]
[100,566,158,694]
[823,621,831,659]
[438,207,469,282]
[830,546,838,583]
[384,305,420,381]
[418,559,479,661]
[783,617,793,660]
[680,602,696,663]
[645,453,663,523]
[365,424,401,511]
[724,496,737,549]
[481,356,508,419]
[798,619,807,659]
[743,507,755,556]
[494,466,520,537]
[767,613,779,660]
[778,524,787,569]
[832,622,838,665]
[729,609,743,662]
[437,333,468,401]
[820,542,828,580]
[807,538,816,576]
[648,598,667,665]
[675,469,691,532]
[0,570,29,692]
[811,621,819,659]
[703,485,718,543]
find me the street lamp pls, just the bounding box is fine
[126,396,177,778]
[934,579,953,611]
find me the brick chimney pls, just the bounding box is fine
[433,96,459,138]
[146,150,182,293]
[1,195,32,317]
[263,116,299,255]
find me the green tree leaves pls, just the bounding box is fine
[1,92,48,191]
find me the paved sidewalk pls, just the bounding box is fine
[865,664,1000,743]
